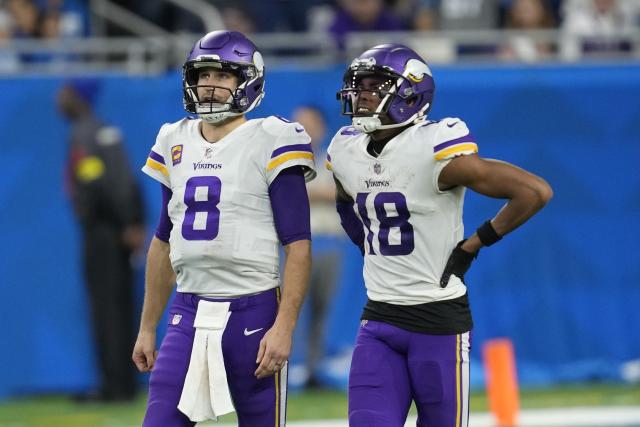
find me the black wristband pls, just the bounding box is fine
[476,220,502,247]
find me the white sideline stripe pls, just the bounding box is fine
[195,407,640,427]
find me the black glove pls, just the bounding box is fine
[440,240,478,288]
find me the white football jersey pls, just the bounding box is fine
[327,117,478,305]
[142,116,316,297]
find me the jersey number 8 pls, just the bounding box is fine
[182,176,222,240]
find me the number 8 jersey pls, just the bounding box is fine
[327,118,478,305]
[142,116,316,297]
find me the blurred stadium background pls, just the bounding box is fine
[0,0,639,426]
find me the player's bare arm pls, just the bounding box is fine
[255,239,311,379]
[132,237,176,372]
[439,154,553,252]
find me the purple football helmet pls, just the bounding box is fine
[337,43,435,133]
[183,31,265,123]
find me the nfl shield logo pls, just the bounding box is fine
[171,314,182,325]
[204,147,214,159]
[171,145,183,165]
[373,163,382,174]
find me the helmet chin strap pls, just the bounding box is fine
[194,81,264,124]
[352,116,382,133]
[196,93,240,123]
[353,102,431,133]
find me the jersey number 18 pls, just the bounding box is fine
[356,192,414,256]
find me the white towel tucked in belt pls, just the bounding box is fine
[178,300,234,422]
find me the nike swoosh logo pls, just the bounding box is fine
[447,121,458,128]
[295,126,305,133]
[244,327,264,336]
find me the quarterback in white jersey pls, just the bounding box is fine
[142,115,314,297]
[132,31,315,427]
[331,44,552,427]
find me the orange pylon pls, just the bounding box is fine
[482,338,520,427]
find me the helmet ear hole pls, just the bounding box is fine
[406,95,418,107]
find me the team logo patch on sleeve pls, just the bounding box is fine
[171,145,184,165]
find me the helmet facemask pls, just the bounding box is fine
[337,55,434,133]
[183,57,264,124]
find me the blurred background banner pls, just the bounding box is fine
[1,63,638,398]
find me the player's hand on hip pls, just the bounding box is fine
[440,239,478,288]
[132,331,158,372]
[254,324,292,379]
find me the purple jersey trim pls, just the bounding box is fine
[271,143,313,158]
[155,184,173,242]
[433,134,476,152]
[149,150,165,165]
[269,167,311,245]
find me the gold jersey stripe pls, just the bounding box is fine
[146,157,169,176]
[434,143,478,161]
[267,152,314,171]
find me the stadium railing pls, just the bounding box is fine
[1,29,638,76]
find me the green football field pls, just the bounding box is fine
[0,384,638,427]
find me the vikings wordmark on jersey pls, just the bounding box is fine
[142,116,316,297]
[327,117,478,305]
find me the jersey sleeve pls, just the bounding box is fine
[326,126,359,174]
[141,124,171,188]
[432,118,478,162]
[263,116,317,185]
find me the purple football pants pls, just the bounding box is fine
[348,320,471,427]
[142,288,287,427]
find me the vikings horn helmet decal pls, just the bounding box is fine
[337,44,435,133]
[183,31,265,123]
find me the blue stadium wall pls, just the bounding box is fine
[0,64,638,398]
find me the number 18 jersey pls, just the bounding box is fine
[142,116,316,297]
[327,118,478,305]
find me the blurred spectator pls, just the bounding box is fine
[420,0,501,30]
[561,0,640,60]
[126,0,206,35]
[412,4,437,30]
[8,0,38,38]
[410,0,501,56]
[36,0,88,37]
[57,79,146,403]
[220,4,255,34]
[499,0,556,62]
[243,0,324,32]
[289,105,346,390]
[0,9,19,72]
[328,0,405,50]
[38,9,59,38]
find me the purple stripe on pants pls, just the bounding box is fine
[142,289,285,427]
[348,320,471,427]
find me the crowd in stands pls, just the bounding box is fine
[0,0,88,70]
[0,0,638,71]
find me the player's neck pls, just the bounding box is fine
[370,124,411,144]
[200,115,247,143]
[367,124,412,157]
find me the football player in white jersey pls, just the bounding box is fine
[329,44,553,427]
[131,31,316,427]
